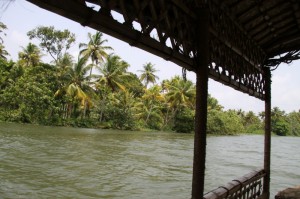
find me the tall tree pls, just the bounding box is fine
[0,22,9,60]
[139,62,159,88]
[0,59,17,91]
[96,53,130,92]
[0,22,7,44]
[79,31,112,77]
[136,85,164,126]
[165,76,195,109]
[162,76,196,128]
[243,111,260,126]
[0,64,57,123]
[55,56,92,118]
[57,53,73,70]
[207,109,245,135]
[242,111,263,134]
[271,107,289,136]
[68,56,91,88]
[18,43,42,67]
[287,111,300,136]
[103,91,137,130]
[0,44,9,60]
[208,94,223,111]
[27,26,75,63]
[56,53,74,87]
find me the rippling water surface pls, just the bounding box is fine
[0,122,299,198]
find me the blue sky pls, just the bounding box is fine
[1,0,300,113]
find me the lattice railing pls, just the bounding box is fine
[204,169,266,199]
[209,0,267,100]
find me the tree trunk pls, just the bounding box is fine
[145,104,153,124]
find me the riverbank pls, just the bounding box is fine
[2,120,299,138]
[0,119,262,136]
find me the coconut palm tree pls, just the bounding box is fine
[0,22,8,60]
[244,111,260,126]
[56,53,74,87]
[166,76,195,109]
[0,44,9,60]
[139,62,159,88]
[104,90,137,129]
[68,56,92,87]
[162,76,196,127]
[139,85,164,124]
[96,53,130,92]
[271,107,286,126]
[0,22,7,44]
[79,31,113,77]
[18,43,42,67]
[208,94,223,111]
[57,53,73,70]
[55,56,92,118]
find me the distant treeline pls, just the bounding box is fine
[0,23,299,136]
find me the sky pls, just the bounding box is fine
[1,0,300,114]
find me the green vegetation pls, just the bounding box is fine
[0,22,9,60]
[0,23,299,136]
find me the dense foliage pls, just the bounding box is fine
[0,23,299,136]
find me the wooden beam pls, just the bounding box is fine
[264,33,300,55]
[263,67,271,199]
[192,6,209,199]
[26,0,194,71]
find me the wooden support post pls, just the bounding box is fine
[192,7,209,199]
[263,67,271,199]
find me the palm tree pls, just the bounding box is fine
[79,31,113,77]
[243,111,260,126]
[0,22,7,44]
[55,56,92,118]
[96,53,130,92]
[0,22,8,60]
[0,44,9,60]
[68,56,92,87]
[142,85,164,124]
[162,76,196,127]
[208,94,223,111]
[138,62,159,88]
[104,91,137,129]
[18,42,42,67]
[57,53,73,70]
[56,53,74,87]
[166,76,195,109]
[271,107,286,125]
[259,111,265,120]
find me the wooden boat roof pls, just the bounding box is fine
[220,0,300,67]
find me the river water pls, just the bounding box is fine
[0,122,299,198]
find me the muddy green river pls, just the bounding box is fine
[0,122,299,198]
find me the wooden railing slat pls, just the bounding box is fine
[204,169,266,199]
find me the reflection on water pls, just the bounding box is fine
[0,122,299,198]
